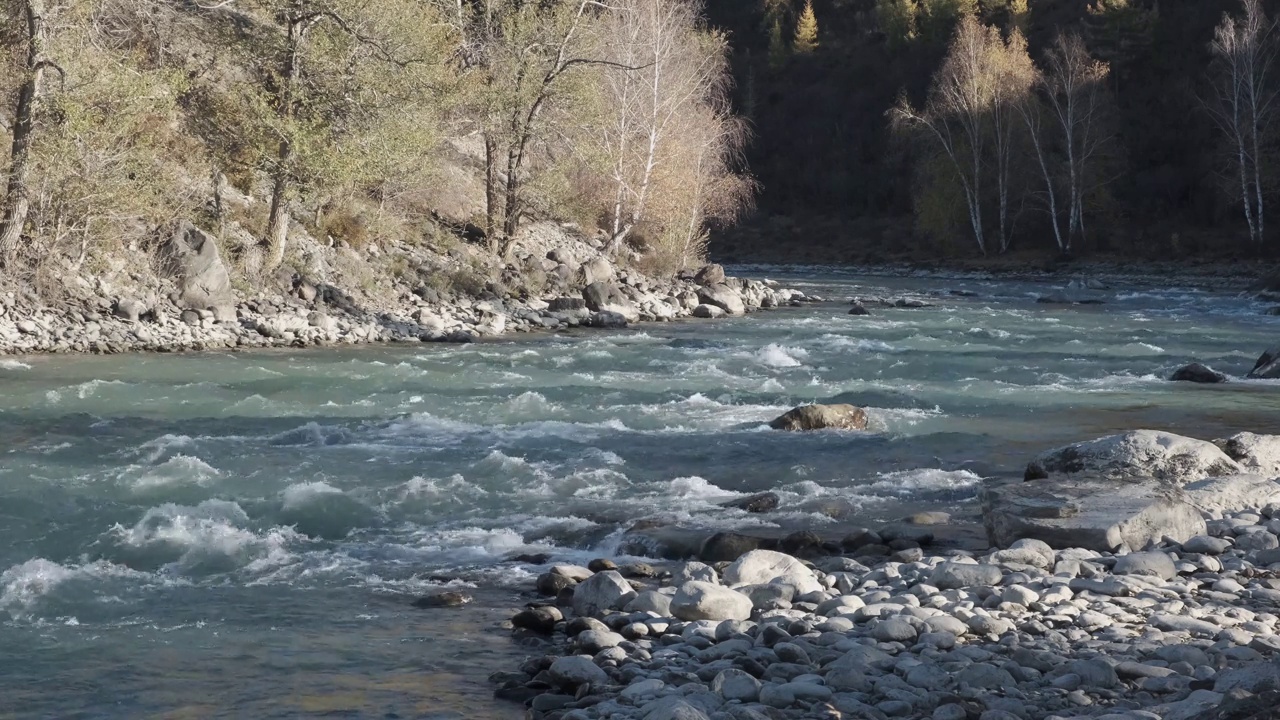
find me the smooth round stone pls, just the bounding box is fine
[1002,585,1040,606]
[934,704,968,720]
[774,642,811,665]
[759,683,796,708]
[578,629,624,653]
[874,618,919,643]
[1236,532,1279,552]
[1214,578,1245,593]
[817,617,855,632]
[877,700,915,717]
[711,668,760,702]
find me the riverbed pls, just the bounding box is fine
[2,269,1278,718]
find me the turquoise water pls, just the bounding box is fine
[2,271,1278,717]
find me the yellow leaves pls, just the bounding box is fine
[793,0,819,54]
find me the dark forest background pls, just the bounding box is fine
[705,0,1279,264]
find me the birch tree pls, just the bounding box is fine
[891,14,998,254]
[1208,0,1278,246]
[990,28,1035,253]
[1042,33,1110,251]
[596,0,730,255]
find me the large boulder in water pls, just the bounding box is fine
[160,221,235,311]
[1171,363,1227,384]
[721,492,780,513]
[1024,430,1241,484]
[980,477,1208,552]
[770,404,868,432]
[1247,347,1280,379]
[697,284,745,316]
[1217,432,1280,477]
[581,282,638,322]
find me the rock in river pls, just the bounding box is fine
[769,403,867,431]
[1171,362,1227,384]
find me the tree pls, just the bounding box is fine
[793,0,818,54]
[1041,33,1111,252]
[989,29,1036,253]
[186,0,443,272]
[1207,0,1278,246]
[767,18,787,69]
[584,0,751,268]
[875,0,919,50]
[595,0,732,255]
[891,14,1001,254]
[0,0,54,261]
[457,0,616,254]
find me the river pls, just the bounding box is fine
[2,269,1278,718]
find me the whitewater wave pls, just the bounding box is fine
[755,344,808,368]
[123,455,221,491]
[0,558,146,617]
[107,500,303,574]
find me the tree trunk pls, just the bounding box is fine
[265,167,291,269]
[0,0,48,261]
[501,145,520,253]
[260,15,309,271]
[483,132,499,248]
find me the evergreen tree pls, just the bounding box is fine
[768,18,788,69]
[793,0,819,54]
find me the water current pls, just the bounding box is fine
[3,269,1279,718]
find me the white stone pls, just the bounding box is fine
[723,550,823,595]
[670,581,753,622]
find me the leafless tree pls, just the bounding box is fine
[1208,0,1278,246]
[991,29,1036,253]
[1042,32,1110,251]
[891,15,998,255]
[596,0,729,256]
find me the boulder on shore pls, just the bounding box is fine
[669,581,752,621]
[1024,430,1241,484]
[160,220,235,311]
[1248,346,1280,379]
[1217,432,1280,477]
[722,549,823,595]
[1170,362,1227,384]
[581,282,639,322]
[769,404,867,432]
[980,477,1207,552]
[693,264,726,286]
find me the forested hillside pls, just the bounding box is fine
[0,0,750,300]
[708,0,1280,262]
[5,0,1280,281]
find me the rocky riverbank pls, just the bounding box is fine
[489,429,1280,720]
[0,220,809,356]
